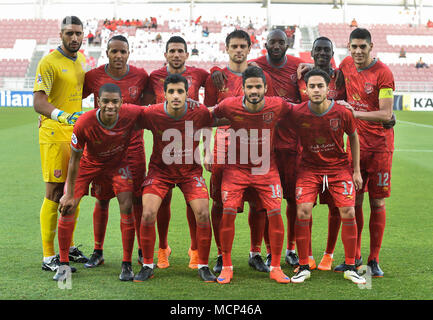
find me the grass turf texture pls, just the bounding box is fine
[0,108,432,300]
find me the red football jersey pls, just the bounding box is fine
[71,104,147,169]
[82,64,149,154]
[204,67,276,162]
[147,65,209,103]
[252,55,304,153]
[339,56,395,152]
[139,101,214,181]
[287,100,357,173]
[298,68,347,102]
[212,96,292,170]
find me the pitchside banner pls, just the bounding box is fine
[394,93,433,111]
[0,90,94,108]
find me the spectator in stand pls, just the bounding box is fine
[192,47,199,56]
[143,18,150,29]
[427,19,433,28]
[350,18,358,28]
[399,47,406,58]
[155,33,162,42]
[87,31,94,45]
[202,26,209,37]
[416,57,429,68]
[195,16,202,26]
[151,17,157,29]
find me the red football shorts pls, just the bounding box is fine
[295,167,355,208]
[275,149,299,202]
[221,166,282,212]
[358,151,393,199]
[75,160,133,200]
[142,172,209,203]
[90,149,146,199]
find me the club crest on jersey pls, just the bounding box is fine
[53,170,62,178]
[263,112,274,123]
[364,82,374,94]
[129,86,138,99]
[330,118,340,131]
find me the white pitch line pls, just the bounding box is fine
[397,120,433,129]
[395,149,433,153]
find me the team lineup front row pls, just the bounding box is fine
[34,16,395,285]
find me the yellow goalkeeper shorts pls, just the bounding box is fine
[39,142,71,183]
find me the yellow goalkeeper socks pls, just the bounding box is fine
[40,197,59,258]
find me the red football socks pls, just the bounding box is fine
[295,217,311,266]
[286,204,297,251]
[266,209,284,267]
[325,206,341,254]
[132,202,142,250]
[369,204,386,263]
[196,220,212,265]
[249,206,266,253]
[220,208,237,266]
[355,204,364,260]
[186,205,198,251]
[156,196,171,250]
[140,219,156,264]
[93,202,109,251]
[341,217,358,265]
[120,213,135,262]
[58,214,76,263]
[211,204,223,255]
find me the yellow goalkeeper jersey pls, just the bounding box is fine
[34,47,86,143]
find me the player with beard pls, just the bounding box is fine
[82,35,149,268]
[204,30,276,274]
[33,16,88,273]
[144,36,209,270]
[249,28,305,269]
[212,66,291,284]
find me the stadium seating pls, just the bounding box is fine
[0,59,29,77]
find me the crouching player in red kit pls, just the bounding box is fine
[55,83,148,282]
[133,74,222,283]
[286,69,366,284]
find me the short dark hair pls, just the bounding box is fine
[242,65,266,86]
[349,28,372,44]
[312,36,333,49]
[163,74,189,92]
[304,68,330,86]
[99,83,122,97]
[166,36,188,52]
[61,16,83,30]
[107,35,129,50]
[225,29,251,47]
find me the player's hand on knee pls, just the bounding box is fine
[59,195,75,216]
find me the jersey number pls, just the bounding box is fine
[269,184,282,198]
[342,181,354,195]
[193,176,206,187]
[377,172,389,186]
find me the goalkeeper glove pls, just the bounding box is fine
[51,109,83,125]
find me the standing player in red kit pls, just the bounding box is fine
[82,35,148,268]
[250,28,304,268]
[286,69,366,285]
[334,28,394,277]
[297,37,347,272]
[133,74,219,283]
[55,83,148,282]
[145,36,209,270]
[205,30,276,274]
[212,66,290,284]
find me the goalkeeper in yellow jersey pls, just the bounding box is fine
[33,16,88,272]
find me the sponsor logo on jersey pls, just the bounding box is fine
[37,74,43,84]
[329,118,340,131]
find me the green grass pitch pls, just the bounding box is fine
[0,107,432,301]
